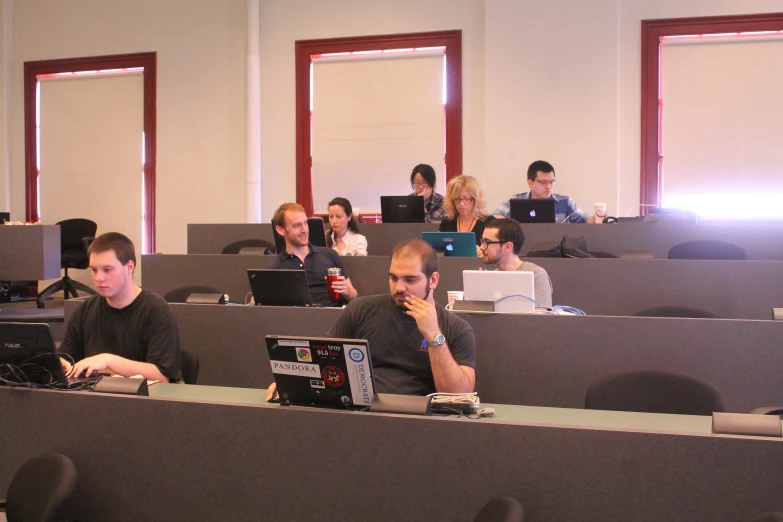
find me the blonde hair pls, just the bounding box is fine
[443,175,487,219]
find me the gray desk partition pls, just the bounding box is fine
[2,385,782,521]
[141,254,783,319]
[0,225,61,280]
[64,299,783,413]
[187,221,783,259]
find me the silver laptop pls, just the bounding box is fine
[462,270,536,313]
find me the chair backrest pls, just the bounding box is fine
[163,286,221,304]
[220,239,275,255]
[5,453,77,522]
[667,240,748,260]
[56,219,97,252]
[473,497,524,522]
[180,348,200,385]
[633,306,718,319]
[585,370,725,416]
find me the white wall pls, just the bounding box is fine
[9,0,247,254]
[258,0,486,220]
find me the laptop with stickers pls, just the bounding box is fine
[265,335,376,409]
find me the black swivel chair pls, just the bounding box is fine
[37,218,97,308]
[633,306,718,319]
[585,370,725,416]
[0,453,77,522]
[220,239,276,255]
[180,348,200,385]
[667,240,748,260]
[473,497,524,522]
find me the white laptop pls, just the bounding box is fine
[462,270,536,313]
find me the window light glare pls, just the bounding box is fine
[662,193,783,219]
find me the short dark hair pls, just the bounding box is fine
[328,197,360,233]
[272,202,305,228]
[410,164,436,188]
[89,232,136,266]
[391,238,438,279]
[484,217,526,255]
[527,160,555,182]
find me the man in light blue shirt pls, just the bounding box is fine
[492,160,593,224]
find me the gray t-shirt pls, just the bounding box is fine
[516,260,553,309]
[327,294,476,395]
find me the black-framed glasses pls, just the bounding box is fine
[534,179,556,187]
[453,197,475,204]
[480,238,504,247]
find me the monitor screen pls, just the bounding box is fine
[0,322,67,385]
[380,196,425,223]
[421,232,477,257]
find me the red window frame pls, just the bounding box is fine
[295,31,462,216]
[24,52,157,252]
[640,12,783,212]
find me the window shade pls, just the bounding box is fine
[660,37,783,217]
[312,54,445,214]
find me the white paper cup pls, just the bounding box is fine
[593,202,607,224]
[447,291,464,303]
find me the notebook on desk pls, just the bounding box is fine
[266,335,376,409]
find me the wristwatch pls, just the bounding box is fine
[429,333,446,347]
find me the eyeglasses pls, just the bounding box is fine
[534,179,556,187]
[480,238,504,247]
[412,180,430,187]
[453,197,475,204]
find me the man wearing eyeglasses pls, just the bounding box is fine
[479,217,553,309]
[492,160,593,223]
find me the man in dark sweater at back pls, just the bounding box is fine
[58,232,182,382]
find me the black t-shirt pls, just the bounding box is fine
[438,216,487,246]
[58,289,182,381]
[265,244,348,307]
[327,294,476,395]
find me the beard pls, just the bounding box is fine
[393,281,431,311]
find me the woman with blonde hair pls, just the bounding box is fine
[438,175,488,247]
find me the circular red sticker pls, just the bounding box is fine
[322,366,345,387]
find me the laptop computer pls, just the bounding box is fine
[248,269,312,307]
[0,322,102,386]
[421,232,477,257]
[271,217,328,254]
[510,198,557,224]
[380,195,425,223]
[462,270,536,313]
[265,335,376,409]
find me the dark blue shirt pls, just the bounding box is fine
[265,244,348,307]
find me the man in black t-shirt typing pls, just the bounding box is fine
[58,232,182,382]
[267,239,476,397]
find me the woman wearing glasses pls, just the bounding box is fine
[410,164,446,223]
[326,197,368,256]
[438,175,488,248]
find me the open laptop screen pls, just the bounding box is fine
[509,198,557,224]
[380,195,425,223]
[248,269,312,307]
[266,335,376,409]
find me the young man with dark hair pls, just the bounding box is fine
[492,160,593,223]
[268,238,476,399]
[59,232,182,382]
[266,203,358,306]
[479,217,553,309]
[409,163,446,223]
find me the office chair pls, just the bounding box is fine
[585,370,725,416]
[0,453,77,522]
[37,218,97,308]
[473,497,524,522]
[220,239,276,255]
[163,286,222,304]
[180,348,200,385]
[751,513,783,522]
[667,240,748,260]
[633,306,718,319]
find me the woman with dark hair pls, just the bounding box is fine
[409,164,446,223]
[327,197,368,256]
